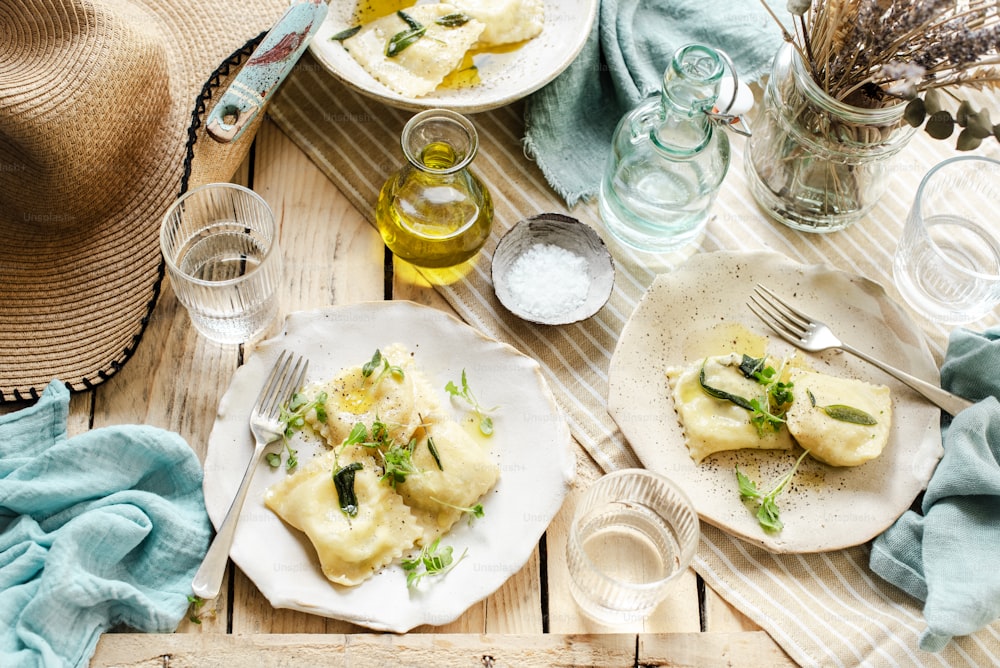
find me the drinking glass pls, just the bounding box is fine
[893,156,1000,324]
[160,183,282,343]
[566,469,699,625]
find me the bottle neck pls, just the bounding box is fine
[651,45,724,156]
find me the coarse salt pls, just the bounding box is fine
[505,243,590,319]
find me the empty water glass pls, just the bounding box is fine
[566,469,699,625]
[893,156,1000,324]
[160,183,282,343]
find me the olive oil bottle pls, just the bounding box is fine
[376,109,493,268]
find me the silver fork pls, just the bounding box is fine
[748,284,973,417]
[192,350,308,599]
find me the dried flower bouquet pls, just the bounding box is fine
[763,0,1000,149]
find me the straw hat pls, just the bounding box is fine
[0,0,289,402]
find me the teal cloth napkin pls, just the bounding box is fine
[523,0,786,206]
[870,327,1000,652]
[0,381,210,668]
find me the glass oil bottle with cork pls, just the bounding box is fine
[599,44,750,253]
[376,109,493,268]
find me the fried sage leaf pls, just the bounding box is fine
[806,389,878,425]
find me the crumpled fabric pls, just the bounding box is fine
[0,380,210,668]
[522,0,785,206]
[870,327,1000,652]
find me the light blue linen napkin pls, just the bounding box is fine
[870,327,1000,652]
[523,0,786,206]
[0,381,210,668]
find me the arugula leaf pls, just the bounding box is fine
[735,449,810,532]
[445,369,497,436]
[362,349,405,387]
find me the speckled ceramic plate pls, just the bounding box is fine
[309,0,598,112]
[203,302,574,631]
[608,251,943,553]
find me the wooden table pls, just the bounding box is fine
[68,116,796,666]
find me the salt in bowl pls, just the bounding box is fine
[492,214,615,325]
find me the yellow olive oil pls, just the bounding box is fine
[376,139,493,268]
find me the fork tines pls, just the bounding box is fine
[747,284,809,343]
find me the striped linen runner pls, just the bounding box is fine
[269,51,1000,667]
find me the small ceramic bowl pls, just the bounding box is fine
[492,213,615,325]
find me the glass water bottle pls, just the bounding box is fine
[599,44,731,252]
[376,109,493,268]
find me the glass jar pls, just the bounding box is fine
[599,44,731,252]
[745,43,915,233]
[376,109,493,268]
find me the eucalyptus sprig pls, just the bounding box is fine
[445,370,497,436]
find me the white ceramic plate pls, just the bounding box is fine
[608,251,943,553]
[309,0,598,112]
[203,302,574,631]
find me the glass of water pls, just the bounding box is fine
[160,183,282,344]
[566,469,699,625]
[893,156,1000,325]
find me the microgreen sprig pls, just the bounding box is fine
[430,497,485,525]
[362,349,405,387]
[271,390,328,470]
[401,538,468,589]
[736,449,810,533]
[343,419,419,487]
[445,370,497,436]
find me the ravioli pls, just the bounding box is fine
[448,0,544,46]
[784,369,892,467]
[397,418,500,543]
[267,344,499,588]
[342,4,486,97]
[264,449,423,586]
[305,344,423,447]
[666,353,795,462]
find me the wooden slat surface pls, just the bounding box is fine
[51,117,790,664]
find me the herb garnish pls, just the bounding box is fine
[384,10,474,57]
[698,355,794,436]
[426,435,443,470]
[806,389,878,425]
[186,595,212,625]
[445,370,496,436]
[330,25,361,41]
[735,450,810,532]
[401,537,467,589]
[272,390,329,470]
[362,349,405,386]
[430,497,485,525]
[333,461,364,517]
[344,419,419,486]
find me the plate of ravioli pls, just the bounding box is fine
[309,0,598,112]
[203,302,575,632]
[608,251,944,553]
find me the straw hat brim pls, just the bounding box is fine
[0,0,288,402]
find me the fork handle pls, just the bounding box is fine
[840,343,974,417]
[192,440,268,599]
